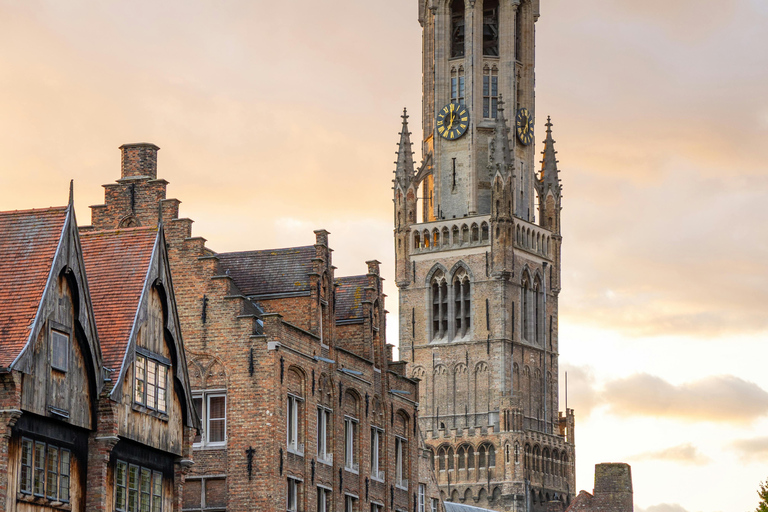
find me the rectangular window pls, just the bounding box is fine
[134,355,169,413]
[50,330,69,371]
[192,392,227,448]
[182,476,226,511]
[431,498,439,512]
[33,441,45,496]
[483,71,499,119]
[370,428,384,480]
[344,417,358,473]
[117,461,162,512]
[395,437,407,489]
[450,76,465,106]
[287,395,303,455]
[116,461,127,511]
[317,486,331,512]
[317,407,332,463]
[287,478,301,512]
[207,395,226,443]
[345,494,358,512]
[20,438,32,494]
[21,439,70,503]
[419,484,426,512]
[371,504,384,512]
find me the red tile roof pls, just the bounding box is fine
[80,227,157,374]
[335,275,369,321]
[0,207,68,367]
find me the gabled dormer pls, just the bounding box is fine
[81,225,200,456]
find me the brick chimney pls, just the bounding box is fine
[119,143,159,179]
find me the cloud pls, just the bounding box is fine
[636,505,690,512]
[562,366,768,425]
[629,443,711,466]
[730,437,768,462]
[603,374,768,424]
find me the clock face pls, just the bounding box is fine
[515,108,534,146]
[437,102,470,140]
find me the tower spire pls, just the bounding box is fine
[394,107,415,187]
[488,95,514,179]
[539,116,561,197]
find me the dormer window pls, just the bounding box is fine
[134,353,169,414]
[50,329,69,372]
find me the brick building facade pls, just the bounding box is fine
[86,144,440,512]
[0,193,199,512]
[394,1,575,510]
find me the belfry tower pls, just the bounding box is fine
[394,1,575,511]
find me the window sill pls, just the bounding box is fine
[193,443,227,451]
[287,446,305,457]
[370,474,385,483]
[344,465,359,475]
[395,482,409,491]
[17,493,71,511]
[317,456,333,466]
[132,403,169,421]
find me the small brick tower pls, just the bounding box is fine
[395,1,574,511]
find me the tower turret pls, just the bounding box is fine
[394,108,417,286]
[489,98,515,275]
[536,116,562,234]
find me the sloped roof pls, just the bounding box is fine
[80,227,157,373]
[217,246,316,296]
[444,503,499,512]
[335,275,369,321]
[564,490,595,512]
[0,207,68,367]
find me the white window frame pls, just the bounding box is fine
[431,498,439,512]
[345,494,358,512]
[418,484,426,512]
[317,407,332,464]
[287,394,304,456]
[317,485,331,512]
[370,503,384,512]
[395,436,408,490]
[344,416,358,473]
[287,477,302,512]
[370,427,384,481]
[192,391,227,449]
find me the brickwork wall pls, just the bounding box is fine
[86,145,425,512]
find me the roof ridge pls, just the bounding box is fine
[80,226,158,237]
[0,205,68,216]
[218,245,315,256]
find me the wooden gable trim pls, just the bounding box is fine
[11,202,104,398]
[109,226,201,430]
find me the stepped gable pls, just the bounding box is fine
[0,207,68,367]
[80,227,157,373]
[334,275,369,321]
[216,245,316,296]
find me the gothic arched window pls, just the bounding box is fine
[521,277,530,341]
[453,269,471,338]
[483,65,499,119]
[431,270,448,340]
[483,0,499,56]
[450,0,465,58]
[451,66,465,106]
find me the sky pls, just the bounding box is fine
[1,1,767,511]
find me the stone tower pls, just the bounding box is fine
[394,1,575,511]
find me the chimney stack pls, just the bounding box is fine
[119,143,160,179]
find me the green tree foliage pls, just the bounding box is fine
[754,479,768,512]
